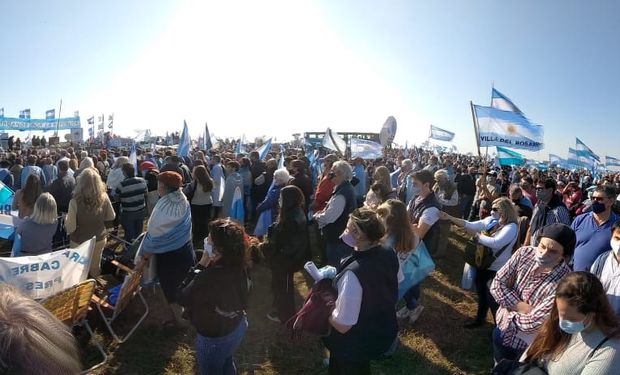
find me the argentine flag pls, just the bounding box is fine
[549,154,565,168]
[491,88,524,115]
[474,105,543,151]
[568,148,583,168]
[204,123,213,150]
[230,187,245,224]
[46,109,55,120]
[496,147,525,166]
[129,142,138,175]
[322,128,346,155]
[575,138,600,162]
[606,156,620,169]
[429,125,455,142]
[350,138,383,160]
[256,138,272,160]
[177,120,191,157]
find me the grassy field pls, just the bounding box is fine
[84,227,494,375]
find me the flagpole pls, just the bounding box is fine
[470,101,482,158]
[55,99,62,137]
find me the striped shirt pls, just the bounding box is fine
[116,177,147,212]
[490,246,571,350]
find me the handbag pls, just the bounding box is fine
[464,221,510,270]
[398,241,435,299]
[285,278,338,339]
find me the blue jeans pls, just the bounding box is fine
[403,283,421,310]
[326,240,353,267]
[492,327,524,364]
[120,209,145,243]
[196,316,248,375]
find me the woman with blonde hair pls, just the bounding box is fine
[65,168,115,276]
[0,284,81,375]
[12,174,43,219]
[16,192,58,256]
[364,166,395,209]
[440,197,519,328]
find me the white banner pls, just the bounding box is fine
[0,237,95,300]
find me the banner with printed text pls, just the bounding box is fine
[0,238,95,300]
[0,116,81,131]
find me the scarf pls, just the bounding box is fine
[142,190,192,254]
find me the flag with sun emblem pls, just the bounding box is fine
[473,105,544,151]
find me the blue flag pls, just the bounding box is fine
[350,138,383,160]
[474,105,544,151]
[46,109,55,120]
[256,138,272,160]
[496,147,525,167]
[549,154,566,167]
[576,138,600,162]
[429,125,455,141]
[177,120,191,157]
[19,109,31,119]
[491,88,524,115]
[606,156,620,168]
[235,134,245,155]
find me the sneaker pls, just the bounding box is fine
[266,312,281,323]
[408,305,424,323]
[396,306,411,320]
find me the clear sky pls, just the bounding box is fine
[1,0,618,161]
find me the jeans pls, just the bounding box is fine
[120,209,145,243]
[403,283,421,310]
[326,240,353,267]
[196,316,248,375]
[492,327,525,364]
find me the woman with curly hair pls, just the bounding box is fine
[179,218,251,374]
[65,168,115,276]
[12,174,43,219]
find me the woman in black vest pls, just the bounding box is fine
[323,208,399,374]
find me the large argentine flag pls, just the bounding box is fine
[322,128,347,155]
[429,125,455,141]
[496,146,525,166]
[350,138,383,160]
[474,105,544,151]
[576,138,600,162]
[491,88,524,115]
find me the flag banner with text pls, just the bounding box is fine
[0,238,95,300]
[474,105,544,151]
[0,116,81,131]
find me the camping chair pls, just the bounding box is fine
[92,233,149,343]
[40,279,107,374]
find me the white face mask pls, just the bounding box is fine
[610,238,620,256]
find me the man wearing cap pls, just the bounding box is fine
[525,178,571,247]
[313,160,356,267]
[490,223,575,363]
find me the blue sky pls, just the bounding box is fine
[0,0,618,161]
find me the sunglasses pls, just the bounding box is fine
[534,186,547,191]
[327,171,336,179]
[591,196,608,202]
[491,207,499,212]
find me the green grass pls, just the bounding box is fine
[86,227,494,374]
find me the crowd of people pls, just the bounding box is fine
[1,140,620,374]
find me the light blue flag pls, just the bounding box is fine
[568,148,583,169]
[277,145,285,169]
[256,138,272,160]
[177,120,191,157]
[606,156,620,168]
[496,146,525,166]
[576,138,600,162]
[474,105,544,151]
[235,134,245,155]
[129,141,138,175]
[491,88,524,115]
[350,138,383,160]
[429,125,455,141]
[204,123,212,150]
[549,154,565,167]
[46,109,55,120]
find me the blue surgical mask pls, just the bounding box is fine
[340,231,356,248]
[559,317,587,334]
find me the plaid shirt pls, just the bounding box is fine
[490,246,571,350]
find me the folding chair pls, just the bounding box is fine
[40,279,107,374]
[92,233,149,343]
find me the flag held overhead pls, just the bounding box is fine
[474,105,544,151]
[429,125,455,141]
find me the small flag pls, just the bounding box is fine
[88,127,94,136]
[74,110,79,118]
[87,116,95,125]
[549,154,566,167]
[496,146,525,166]
[129,142,138,175]
[575,138,600,162]
[350,138,383,160]
[204,122,213,150]
[474,105,544,151]
[19,109,31,119]
[235,134,245,155]
[256,138,272,160]
[46,109,55,120]
[605,156,620,168]
[277,145,285,169]
[429,125,455,141]
[98,115,104,124]
[491,88,524,115]
[177,120,191,157]
[108,114,114,129]
[0,108,4,117]
[322,128,346,155]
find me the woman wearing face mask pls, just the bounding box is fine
[515,272,620,374]
[441,197,519,328]
[323,208,399,374]
[490,223,575,364]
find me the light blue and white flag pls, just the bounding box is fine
[204,122,213,150]
[350,138,383,160]
[474,105,544,151]
[549,154,566,167]
[177,120,191,157]
[576,138,600,162]
[429,125,455,141]
[322,128,346,155]
[491,88,524,115]
[256,138,272,160]
[496,147,525,167]
[568,148,582,168]
[19,109,31,119]
[129,141,138,175]
[46,109,55,120]
[87,116,94,125]
[277,145,285,169]
[606,156,620,168]
[235,134,245,155]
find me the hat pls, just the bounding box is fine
[539,223,576,255]
[320,154,337,163]
[157,171,183,189]
[140,160,157,172]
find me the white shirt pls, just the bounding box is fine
[464,217,517,271]
[331,270,363,326]
[598,253,620,317]
[314,194,345,229]
[419,205,440,226]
